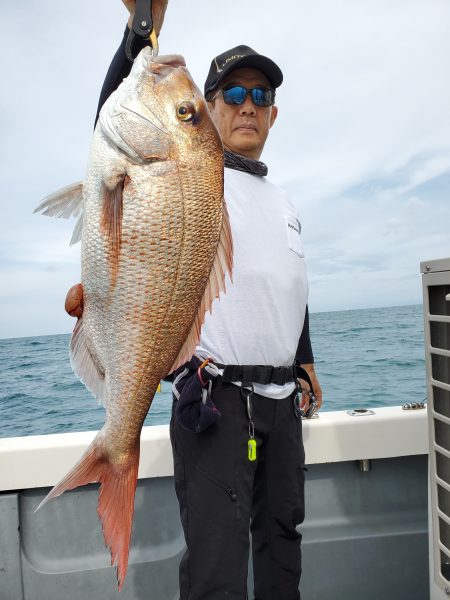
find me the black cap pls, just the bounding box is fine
[204,45,283,98]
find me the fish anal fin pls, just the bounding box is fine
[169,199,233,373]
[35,434,139,592]
[70,318,106,404]
[101,176,125,286]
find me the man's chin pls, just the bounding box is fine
[229,134,261,157]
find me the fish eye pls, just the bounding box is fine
[177,102,196,122]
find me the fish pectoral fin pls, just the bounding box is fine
[34,181,83,218]
[34,181,84,244]
[70,318,107,405]
[169,198,234,373]
[35,434,139,592]
[101,175,126,285]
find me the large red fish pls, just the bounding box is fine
[34,47,232,589]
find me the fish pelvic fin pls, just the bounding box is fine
[70,318,106,404]
[34,182,84,245]
[169,198,233,373]
[35,434,140,592]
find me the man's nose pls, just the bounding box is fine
[238,95,256,115]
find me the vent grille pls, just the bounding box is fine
[423,263,450,590]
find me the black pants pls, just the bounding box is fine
[170,377,306,600]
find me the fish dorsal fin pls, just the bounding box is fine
[34,182,84,244]
[70,318,107,405]
[169,199,233,374]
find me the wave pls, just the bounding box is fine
[0,305,426,437]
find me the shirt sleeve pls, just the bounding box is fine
[295,305,314,365]
[94,26,150,126]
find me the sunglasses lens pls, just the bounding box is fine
[222,86,247,104]
[251,88,273,107]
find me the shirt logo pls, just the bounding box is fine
[286,214,304,258]
[287,221,301,235]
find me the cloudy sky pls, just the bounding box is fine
[1,0,449,339]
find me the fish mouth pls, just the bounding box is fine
[142,49,186,80]
[152,54,186,68]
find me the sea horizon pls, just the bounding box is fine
[0,301,423,342]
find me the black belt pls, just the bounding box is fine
[215,363,312,388]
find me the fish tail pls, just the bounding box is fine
[35,435,140,591]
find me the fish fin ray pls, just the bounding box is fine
[70,318,106,405]
[101,176,125,286]
[35,435,139,592]
[34,182,84,245]
[34,182,83,219]
[169,199,233,373]
[70,213,84,245]
[98,446,139,591]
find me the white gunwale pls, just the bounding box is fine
[0,405,428,492]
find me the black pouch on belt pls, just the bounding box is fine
[172,357,221,433]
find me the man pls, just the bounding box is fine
[169,47,320,600]
[68,4,322,597]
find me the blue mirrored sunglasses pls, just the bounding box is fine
[212,85,275,107]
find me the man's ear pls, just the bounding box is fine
[269,104,278,128]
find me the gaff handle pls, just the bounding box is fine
[125,0,155,61]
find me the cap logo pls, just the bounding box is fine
[216,54,245,73]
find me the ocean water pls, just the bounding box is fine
[0,304,425,438]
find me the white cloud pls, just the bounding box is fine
[292,169,450,313]
[395,153,450,194]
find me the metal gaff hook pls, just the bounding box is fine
[126,0,159,61]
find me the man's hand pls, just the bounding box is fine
[122,0,169,35]
[299,363,323,415]
[65,283,84,318]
